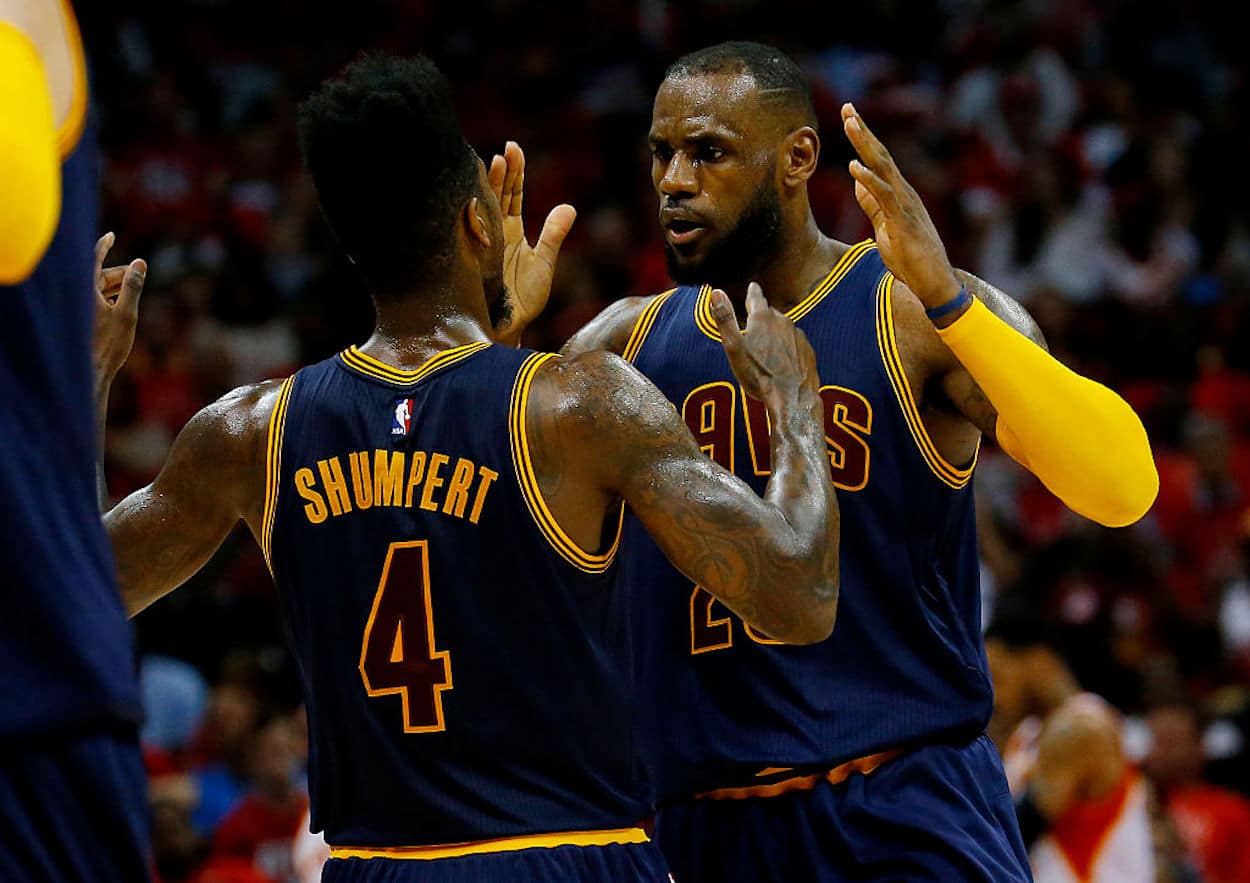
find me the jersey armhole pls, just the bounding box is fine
[508,352,623,572]
[622,289,676,363]
[875,272,978,490]
[53,0,87,157]
[261,376,297,569]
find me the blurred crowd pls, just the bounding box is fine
[78,0,1250,880]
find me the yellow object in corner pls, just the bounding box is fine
[936,297,1159,527]
[0,22,61,285]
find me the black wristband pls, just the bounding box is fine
[1014,789,1049,849]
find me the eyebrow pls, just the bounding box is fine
[649,127,738,146]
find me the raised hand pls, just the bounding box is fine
[93,232,146,387]
[487,141,576,345]
[710,282,820,410]
[841,103,962,309]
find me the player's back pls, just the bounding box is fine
[0,14,141,740]
[624,241,992,799]
[268,343,651,849]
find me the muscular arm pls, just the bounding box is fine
[939,271,1047,432]
[529,350,839,644]
[894,271,1158,527]
[559,294,658,359]
[105,382,277,615]
[840,103,1155,526]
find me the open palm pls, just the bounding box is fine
[487,141,576,346]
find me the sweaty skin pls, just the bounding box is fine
[98,158,840,645]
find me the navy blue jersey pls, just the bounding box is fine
[0,13,142,739]
[267,343,649,847]
[624,241,992,800]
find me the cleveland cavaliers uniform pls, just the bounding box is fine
[0,4,150,879]
[623,241,1031,881]
[265,342,668,881]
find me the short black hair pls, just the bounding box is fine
[297,54,478,296]
[664,41,817,131]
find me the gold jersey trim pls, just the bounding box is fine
[692,240,876,342]
[875,273,977,489]
[55,0,87,157]
[329,826,650,861]
[339,342,492,387]
[508,352,623,573]
[622,289,676,363]
[261,376,297,567]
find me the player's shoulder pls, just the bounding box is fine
[182,378,290,464]
[560,289,678,358]
[530,348,675,438]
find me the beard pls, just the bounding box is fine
[487,278,514,330]
[664,180,783,288]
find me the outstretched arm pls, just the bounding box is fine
[105,382,275,615]
[92,232,273,615]
[843,102,1158,527]
[532,285,840,644]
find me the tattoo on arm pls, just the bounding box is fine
[956,270,1047,349]
[536,352,839,643]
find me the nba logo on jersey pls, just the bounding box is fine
[391,398,414,437]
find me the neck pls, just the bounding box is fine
[360,280,495,370]
[722,209,847,315]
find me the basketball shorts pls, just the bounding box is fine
[0,727,151,882]
[323,830,672,882]
[656,735,1032,882]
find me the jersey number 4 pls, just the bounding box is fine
[359,541,453,733]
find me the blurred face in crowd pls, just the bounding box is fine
[249,718,301,796]
[1144,705,1205,789]
[649,72,784,287]
[205,683,261,757]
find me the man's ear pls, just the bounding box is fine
[466,196,491,247]
[782,127,820,188]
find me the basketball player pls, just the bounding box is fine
[94,54,842,882]
[986,619,1155,882]
[515,42,1159,881]
[0,2,151,880]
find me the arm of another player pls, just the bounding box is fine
[532,284,840,644]
[104,381,277,616]
[93,233,274,615]
[843,102,1158,527]
[91,233,146,507]
[0,2,62,283]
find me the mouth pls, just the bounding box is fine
[664,218,707,246]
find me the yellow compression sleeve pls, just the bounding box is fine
[936,297,1158,527]
[0,22,60,285]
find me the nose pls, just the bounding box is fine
[660,152,698,199]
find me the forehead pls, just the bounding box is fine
[650,72,765,141]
